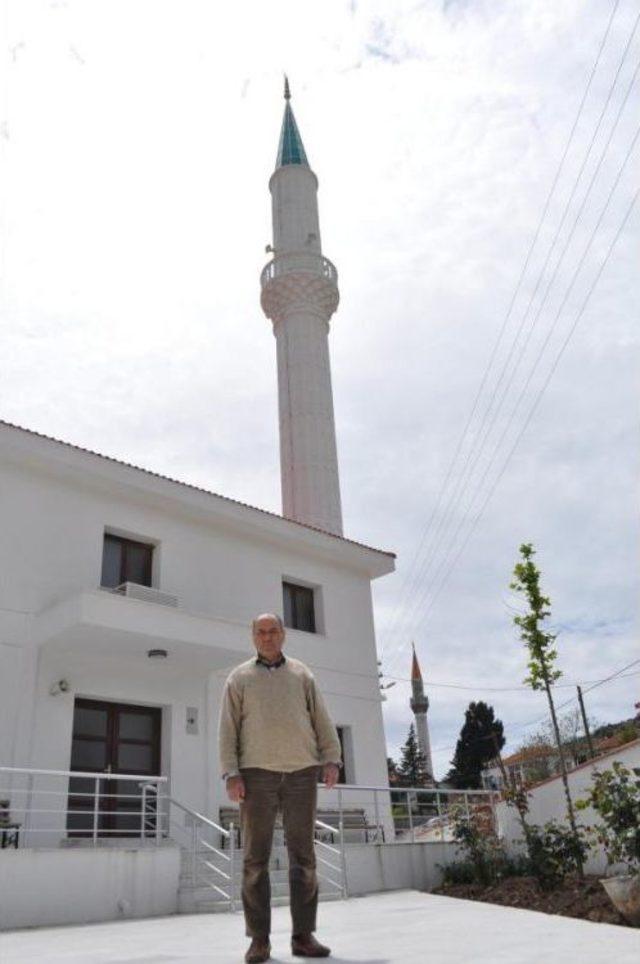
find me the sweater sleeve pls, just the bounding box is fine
[218,675,242,777]
[307,675,342,766]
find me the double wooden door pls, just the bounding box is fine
[67,698,162,838]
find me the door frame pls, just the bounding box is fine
[67,697,162,838]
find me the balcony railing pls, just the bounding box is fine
[0,765,168,849]
[260,252,338,288]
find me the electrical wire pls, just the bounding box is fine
[382,10,639,675]
[379,0,623,661]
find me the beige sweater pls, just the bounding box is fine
[218,656,342,776]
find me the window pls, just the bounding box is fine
[101,533,153,589]
[283,580,316,633]
[319,726,349,785]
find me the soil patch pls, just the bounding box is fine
[433,875,632,927]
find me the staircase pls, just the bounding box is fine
[177,843,343,914]
[165,797,346,915]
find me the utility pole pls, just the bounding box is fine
[577,686,596,759]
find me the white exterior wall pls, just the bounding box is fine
[344,841,458,897]
[0,846,180,929]
[496,739,640,875]
[0,425,393,836]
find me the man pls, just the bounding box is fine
[218,612,342,964]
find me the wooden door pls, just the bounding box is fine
[67,698,162,838]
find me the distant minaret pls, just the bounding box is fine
[410,643,435,785]
[260,78,343,536]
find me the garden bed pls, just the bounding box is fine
[433,874,632,927]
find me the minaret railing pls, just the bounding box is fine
[260,252,338,287]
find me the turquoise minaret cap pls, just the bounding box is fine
[276,75,309,168]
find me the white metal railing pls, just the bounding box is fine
[0,766,496,911]
[260,252,338,287]
[0,765,168,849]
[314,818,347,899]
[166,797,236,910]
[316,783,499,845]
[110,582,178,607]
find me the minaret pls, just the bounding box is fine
[260,78,343,536]
[410,643,435,785]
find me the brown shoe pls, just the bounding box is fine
[245,936,271,963]
[291,933,331,957]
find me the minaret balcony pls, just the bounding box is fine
[260,251,338,288]
[260,252,339,326]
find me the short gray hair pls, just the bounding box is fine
[251,613,284,633]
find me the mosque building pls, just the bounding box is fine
[0,81,395,860]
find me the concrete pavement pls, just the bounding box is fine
[1,889,638,963]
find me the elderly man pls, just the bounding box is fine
[218,612,341,964]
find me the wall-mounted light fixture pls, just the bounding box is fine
[147,648,168,660]
[49,679,70,697]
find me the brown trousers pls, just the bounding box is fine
[239,766,320,938]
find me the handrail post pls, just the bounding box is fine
[373,788,380,843]
[436,791,444,842]
[407,790,414,843]
[23,772,34,842]
[140,783,147,843]
[338,807,347,899]
[155,783,161,845]
[191,820,197,887]
[92,776,100,846]
[229,821,236,912]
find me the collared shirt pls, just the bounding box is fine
[255,653,286,671]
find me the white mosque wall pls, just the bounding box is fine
[0,845,181,930]
[0,425,393,828]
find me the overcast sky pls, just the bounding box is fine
[1,0,638,778]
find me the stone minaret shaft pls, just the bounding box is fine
[260,80,343,536]
[410,644,434,784]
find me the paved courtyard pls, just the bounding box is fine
[1,890,638,963]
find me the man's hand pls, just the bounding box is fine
[226,775,246,803]
[322,763,340,790]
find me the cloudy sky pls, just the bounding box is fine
[1,0,638,777]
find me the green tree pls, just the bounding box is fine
[510,542,583,875]
[448,701,505,789]
[397,723,430,786]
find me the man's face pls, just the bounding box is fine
[252,614,285,662]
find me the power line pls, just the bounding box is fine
[379,0,624,662]
[310,658,640,693]
[401,182,638,639]
[396,46,640,659]
[423,657,640,757]
[385,122,639,674]
[382,12,639,674]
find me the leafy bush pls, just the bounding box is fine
[576,762,640,871]
[440,859,478,886]
[525,821,590,890]
[448,807,508,886]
